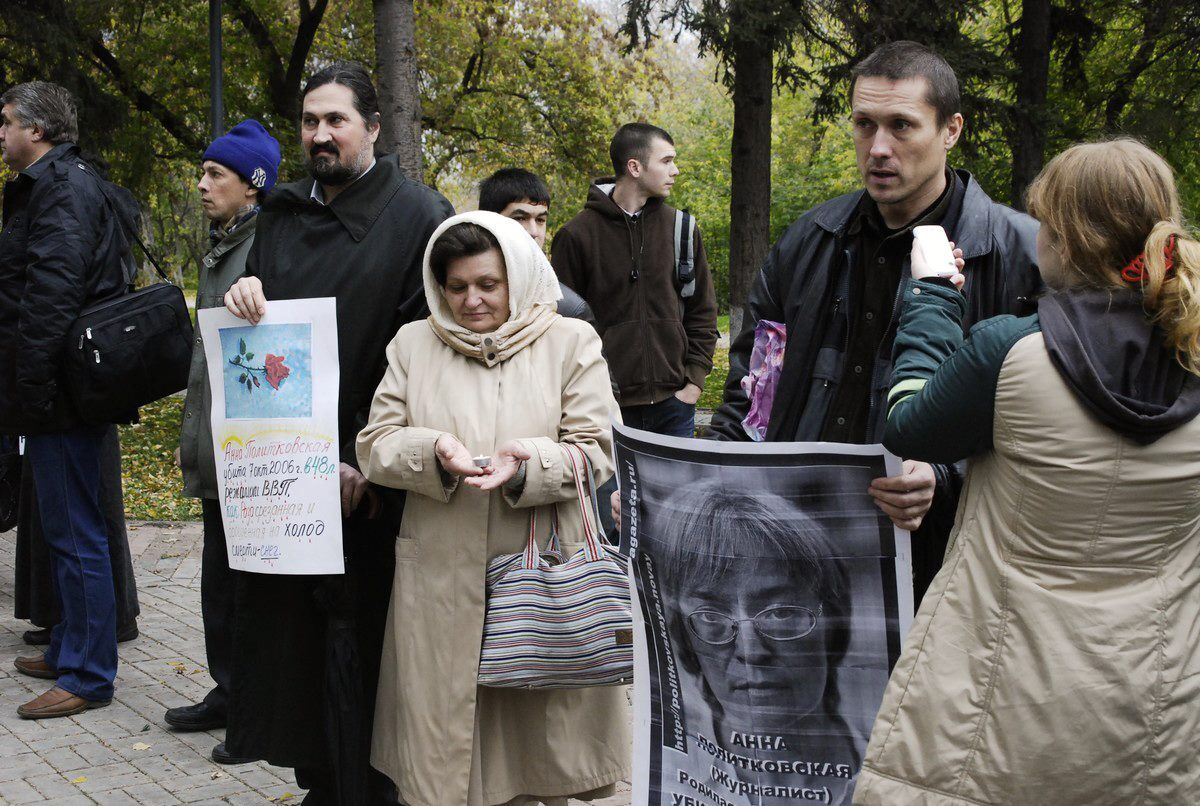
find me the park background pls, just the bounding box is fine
[2,0,1198,520]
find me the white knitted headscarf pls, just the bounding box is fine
[423,210,562,365]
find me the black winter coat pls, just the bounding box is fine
[225,155,453,781]
[709,170,1041,599]
[0,143,133,434]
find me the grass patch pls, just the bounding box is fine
[699,345,731,410]
[120,396,202,521]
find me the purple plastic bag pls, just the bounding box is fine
[739,319,787,441]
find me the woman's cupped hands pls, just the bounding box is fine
[434,435,532,491]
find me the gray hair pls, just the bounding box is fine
[0,82,79,145]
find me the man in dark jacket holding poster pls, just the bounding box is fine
[1,81,133,720]
[222,62,452,803]
[709,43,1041,602]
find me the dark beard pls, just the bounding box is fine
[305,153,360,186]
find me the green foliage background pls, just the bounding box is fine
[4,0,1199,519]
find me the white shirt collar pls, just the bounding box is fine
[309,157,377,205]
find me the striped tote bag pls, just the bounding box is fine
[478,444,633,689]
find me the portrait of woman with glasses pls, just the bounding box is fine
[650,483,859,804]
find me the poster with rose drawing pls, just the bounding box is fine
[199,298,344,574]
[219,323,313,419]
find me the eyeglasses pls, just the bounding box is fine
[685,604,823,645]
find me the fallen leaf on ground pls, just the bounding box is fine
[211,771,225,779]
[131,742,151,750]
[71,776,87,784]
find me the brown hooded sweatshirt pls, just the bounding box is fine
[550,178,718,407]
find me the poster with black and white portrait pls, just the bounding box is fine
[615,424,913,806]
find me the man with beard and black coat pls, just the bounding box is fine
[707,42,1041,603]
[221,62,453,803]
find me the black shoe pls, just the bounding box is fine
[164,701,226,731]
[211,741,255,765]
[22,628,51,646]
[23,623,138,646]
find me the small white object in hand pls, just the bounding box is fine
[472,455,492,468]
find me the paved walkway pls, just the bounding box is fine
[0,523,633,805]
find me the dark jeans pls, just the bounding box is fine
[25,424,117,701]
[621,395,697,439]
[200,498,236,713]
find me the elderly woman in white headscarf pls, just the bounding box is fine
[356,211,629,806]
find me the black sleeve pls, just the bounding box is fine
[16,178,100,420]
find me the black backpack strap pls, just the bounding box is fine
[674,209,696,300]
[73,161,172,285]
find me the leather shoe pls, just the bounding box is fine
[21,627,51,646]
[14,653,58,680]
[18,686,110,720]
[211,742,255,765]
[23,622,139,646]
[164,701,225,731]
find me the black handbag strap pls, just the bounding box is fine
[73,161,172,285]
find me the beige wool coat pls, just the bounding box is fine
[356,314,631,806]
[855,332,1200,804]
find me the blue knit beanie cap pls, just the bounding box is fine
[203,119,282,193]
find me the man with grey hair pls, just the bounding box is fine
[1,81,133,719]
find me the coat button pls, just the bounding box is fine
[877,257,886,265]
[196,336,202,344]
[484,338,494,346]
[487,353,496,361]
[836,416,846,426]
[912,287,922,295]
[854,365,863,374]
[865,312,874,321]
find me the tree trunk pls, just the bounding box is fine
[373,0,423,180]
[727,36,772,338]
[1009,0,1052,209]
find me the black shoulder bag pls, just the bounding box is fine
[63,162,194,423]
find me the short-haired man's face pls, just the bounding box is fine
[301,82,379,187]
[499,200,549,248]
[197,160,256,225]
[0,104,41,171]
[627,136,679,199]
[851,76,963,219]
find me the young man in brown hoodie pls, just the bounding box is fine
[551,123,719,437]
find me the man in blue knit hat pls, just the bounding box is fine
[164,119,280,764]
